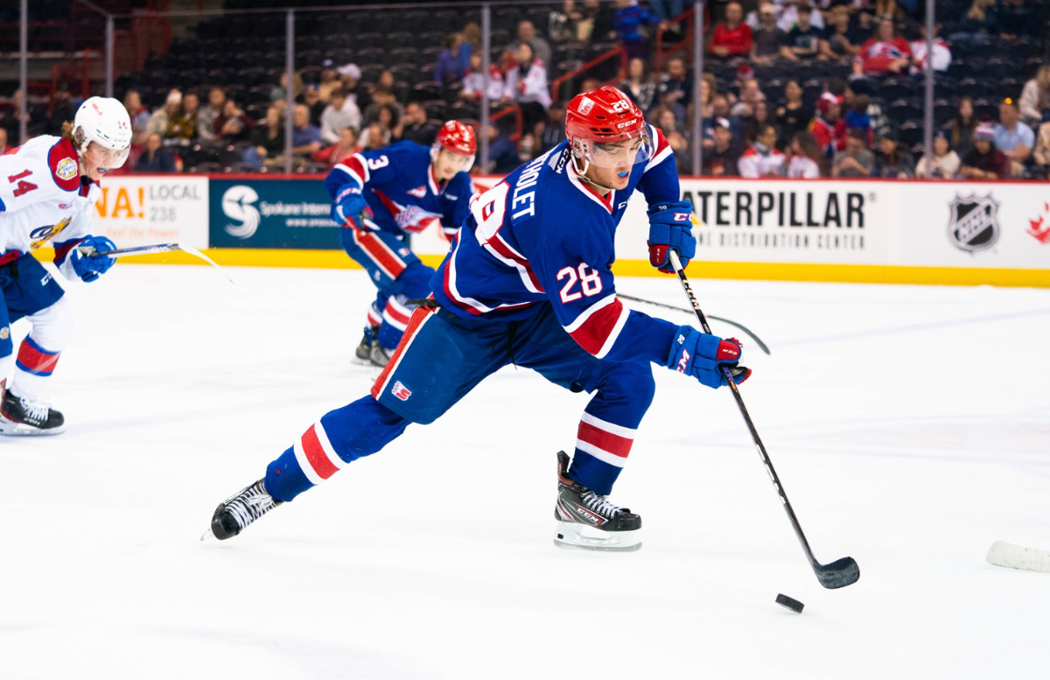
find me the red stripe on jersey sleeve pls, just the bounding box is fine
[652,126,670,156]
[48,138,81,192]
[568,298,627,356]
[345,155,368,184]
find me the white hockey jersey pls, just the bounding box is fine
[0,135,102,280]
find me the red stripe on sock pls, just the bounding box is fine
[577,421,633,458]
[301,424,339,480]
[17,340,60,375]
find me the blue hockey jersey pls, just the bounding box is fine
[430,128,682,366]
[324,141,474,237]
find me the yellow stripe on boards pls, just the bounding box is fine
[31,248,1050,288]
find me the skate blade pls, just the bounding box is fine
[0,416,65,436]
[553,521,642,553]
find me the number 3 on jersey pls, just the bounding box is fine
[557,263,602,303]
[8,169,37,198]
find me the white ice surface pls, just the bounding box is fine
[2,265,1049,680]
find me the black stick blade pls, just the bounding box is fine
[815,556,860,589]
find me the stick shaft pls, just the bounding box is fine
[666,251,822,572]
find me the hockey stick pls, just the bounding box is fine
[667,250,860,589]
[79,243,235,284]
[618,293,771,355]
[987,541,1050,573]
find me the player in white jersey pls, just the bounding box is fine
[0,96,131,435]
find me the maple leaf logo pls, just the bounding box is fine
[1027,202,1050,245]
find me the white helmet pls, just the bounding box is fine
[73,96,132,169]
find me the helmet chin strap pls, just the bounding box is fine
[571,153,618,194]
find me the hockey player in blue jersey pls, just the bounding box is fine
[326,120,477,367]
[208,86,751,551]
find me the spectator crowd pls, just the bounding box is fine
[2,0,1048,180]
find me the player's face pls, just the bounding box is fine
[585,139,642,190]
[81,141,128,179]
[434,148,472,181]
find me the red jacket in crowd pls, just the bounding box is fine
[709,23,753,56]
[857,38,912,74]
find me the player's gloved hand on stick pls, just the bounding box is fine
[331,184,372,227]
[666,325,751,389]
[72,235,117,282]
[647,200,696,273]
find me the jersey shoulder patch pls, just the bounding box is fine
[47,138,81,192]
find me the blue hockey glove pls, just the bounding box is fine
[666,325,751,389]
[72,235,117,283]
[647,200,696,273]
[331,184,372,227]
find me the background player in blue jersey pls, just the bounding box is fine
[209,87,751,552]
[326,120,477,367]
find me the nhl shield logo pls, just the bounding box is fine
[947,193,1000,253]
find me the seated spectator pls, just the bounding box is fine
[513,20,553,76]
[271,71,304,103]
[313,126,359,169]
[244,105,286,169]
[909,23,951,75]
[146,90,182,140]
[821,6,863,62]
[702,118,741,176]
[614,0,657,61]
[811,92,847,157]
[124,90,150,147]
[916,130,961,178]
[45,85,77,136]
[317,60,341,104]
[999,0,1035,38]
[357,120,391,151]
[780,4,824,61]
[320,87,362,145]
[832,129,875,176]
[843,93,873,147]
[731,78,766,118]
[994,98,1034,176]
[1019,65,1050,128]
[215,98,256,143]
[710,1,753,59]
[462,51,504,103]
[302,85,325,127]
[946,97,977,160]
[338,63,370,112]
[698,73,716,120]
[503,41,552,137]
[776,80,813,147]
[648,0,686,26]
[953,0,1000,40]
[750,3,787,65]
[400,102,439,146]
[486,120,522,174]
[742,100,774,145]
[197,87,225,144]
[1032,119,1050,177]
[135,133,179,173]
[657,57,692,122]
[778,0,825,32]
[289,103,321,157]
[0,128,7,155]
[871,127,914,178]
[704,94,740,140]
[959,124,1011,179]
[0,89,42,141]
[167,91,199,145]
[655,107,691,174]
[619,57,657,112]
[435,33,472,85]
[787,131,826,177]
[739,123,786,176]
[854,19,912,75]
[538,101,568,154]
[362,87,404,128]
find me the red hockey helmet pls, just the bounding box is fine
[565,86,653,169]
[433,120,477,171]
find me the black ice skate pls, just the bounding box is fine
[0,389,65,436]
[354,325,380,364]
[369,342,394,368]
[553,451,642,552]
[206,479,282,540]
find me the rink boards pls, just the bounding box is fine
[40,174,1050,287]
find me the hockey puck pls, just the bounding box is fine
[775,593,804,613]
